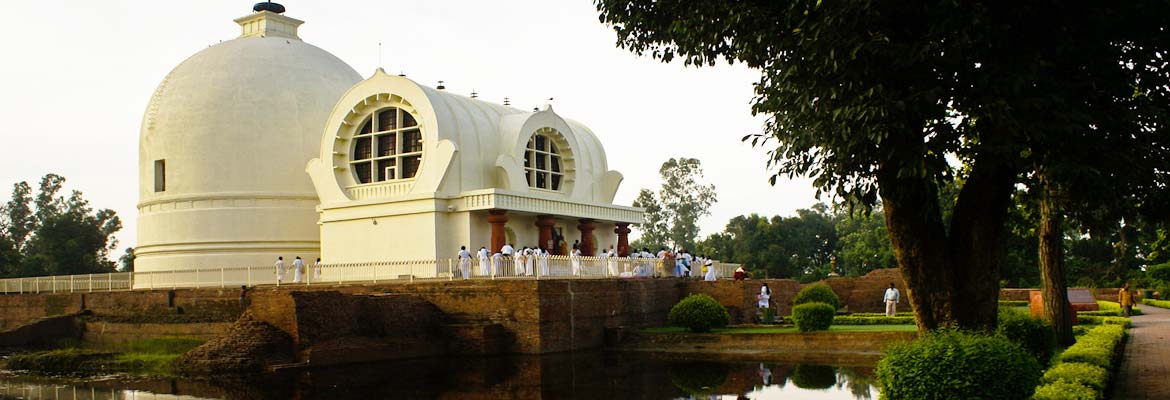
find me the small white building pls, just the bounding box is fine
[137,3,641,273]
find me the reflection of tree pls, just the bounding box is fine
[668,362,729,395]
[835,366,876,400]
[791,364,836,390]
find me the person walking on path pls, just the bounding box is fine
[457,246,472,279]
[274,256,285,284]
[1120,282,1135,316]
[292,256,305,283]
[884,283,900,317]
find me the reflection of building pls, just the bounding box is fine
[137,3,640,272]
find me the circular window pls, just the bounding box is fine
[524,128,566,191]
[349,107,423,184]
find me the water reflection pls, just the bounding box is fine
[0,352,879,399]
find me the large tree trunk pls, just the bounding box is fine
[1039,173,1075,346]
[879,157,1015,332]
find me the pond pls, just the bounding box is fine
[0,352,879,399]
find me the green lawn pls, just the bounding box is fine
[642,324,918,334]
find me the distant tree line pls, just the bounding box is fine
[0,174,125,278]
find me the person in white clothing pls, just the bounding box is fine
[703,257,717,281]
[274,257,285,284]
[314,257,322,281]
[604,246,618,276]
[525,247,536,276]
[570,245,582,275]
[884,283,900,317]
[501,243,515,257]
[759,283,772,309]
[457,246,472,279]
[490,252,502,277]
[478,247,491,276]
[514,248,526,276]
[292,256,305,283]
[539,248,551,276]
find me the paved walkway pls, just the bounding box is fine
[1111,304,1170,399]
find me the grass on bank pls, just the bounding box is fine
[642,324,918,334]
[3,337,205,377]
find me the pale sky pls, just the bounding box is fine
[0,0,822,257]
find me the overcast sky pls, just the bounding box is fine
[0,0,823,256]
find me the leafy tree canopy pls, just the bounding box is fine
[0,174,122,277]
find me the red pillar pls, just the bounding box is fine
[488,210,508,253]
[615,223,631,257]
[536,215,556,253]
[577,218,597,256]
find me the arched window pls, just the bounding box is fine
[524,128,564,191]
[350,107,422,184]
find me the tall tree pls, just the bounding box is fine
[658,158,717,251]
[835,207,896,277]
[0,174,122,277]
[0,181,34,252]
[631,188,669,250]
[596,0,1169,331]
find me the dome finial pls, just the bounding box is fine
[253,2,286,14]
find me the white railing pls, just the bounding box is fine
[0,257,743,293]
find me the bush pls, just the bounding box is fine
[1032,380,1098,400]
[998,300,1029,307]
[668,294,730,333]
[1058,324,1127,370]
[875,330,1041,400]
[1041,362,1108,391]
[997,308,1055,366]
[791,302,836,332]
[1141,298,1170,309]
[792,283,841,310]
[831,315,916,325]
[1076,315,1131,327]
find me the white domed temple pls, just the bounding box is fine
[137,3,642,273]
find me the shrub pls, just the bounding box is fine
[1075,315,1131,327]
[791,302,835,332]
[1141,298,1170,309]
[997,308,1055,366]
[668,294,730,333]
[1058,324,1127,370]
[875,330,1041,400]
[1041,362,1108,391]
[1032,380,1098,400]
[998,300,1029,307]
[831,315,916,325]
[792,283,841,310]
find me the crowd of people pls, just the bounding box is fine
[273,256,323,284]
[451,244,734,281]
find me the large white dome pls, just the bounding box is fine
[136,9,361,274]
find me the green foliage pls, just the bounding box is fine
[792,283,842,310]
[119,247,135,272]
[699,204,838,280]
[1075,316,1131,327]
[996,308,1055,366]
[834,208,896,276]
[790,302,835,332]
[1086,300,1141,316]
[1041,362,1109,391]
[998,300,1029,307]
[668,362,727,395]
[875,330,1041,400]
[631,188,668,250]
[831,315,915,325]
[791,364,836,389]
[1031,380,1098,400]
[1141,298,1170,309]
[633,159,718,251]
[0,174,121,277]
[1147,262,1170,282]
[668,294,730,333]
[1057,324,1127,370]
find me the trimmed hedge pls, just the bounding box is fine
[997,308,1055,366]
[848,312,914,317]
[875,330,1041,400]
[831,315,915,325]
[1076,315,1132,327]
[1032,324,1128,399]
[1042,362,1108,391]
[999,300,1029,307]
[1092,300,1142,316]
[791,302,835,332]
[1057,324,1127,370]
[792,284,841,310]
[1032,379,1097,400]
[1141,298,1170,309]
[668,294,730,333]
